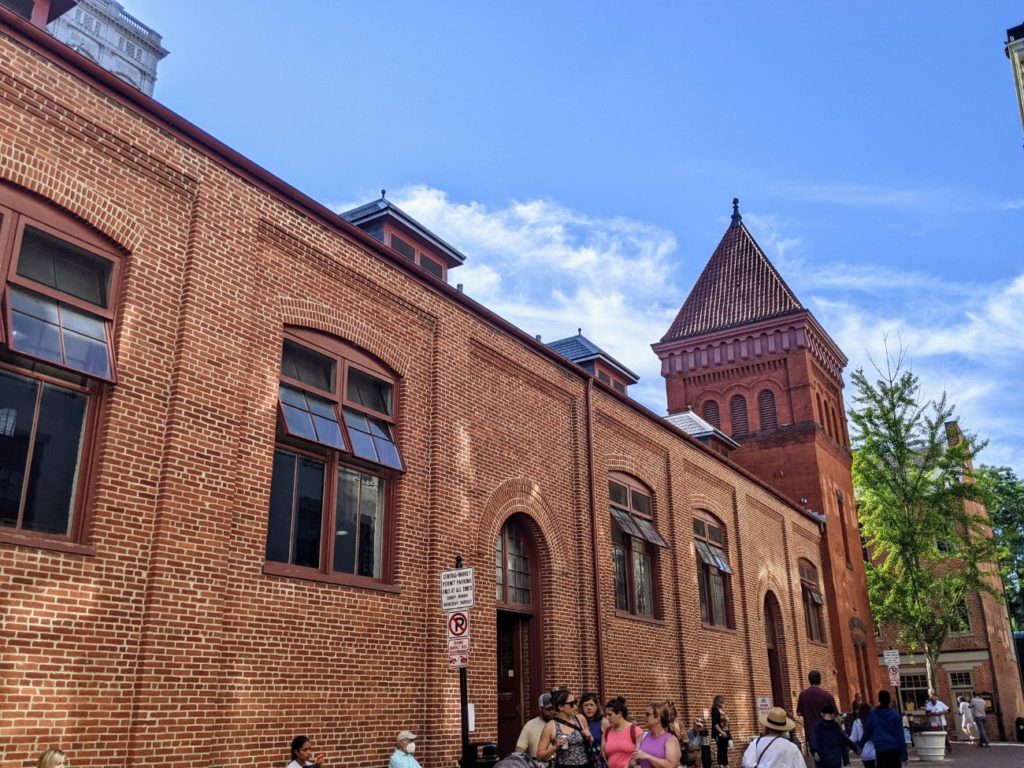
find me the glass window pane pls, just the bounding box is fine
[0,370,39,528]
[633,516,668,548]
[609,481,628,506]
[10,287,59,322]
[698,569,710,624]
[693,519,705,538]
[347,367,392,415]
[611,507,643,539]
[61,303,108,341]
[372,435,403,470]
[265,450,297,563]
[311,415,345,449]
[343,408,368,432]
[281,340,334,392]
[420,256,443,278]
[390,234,416,262]
[707,524,724,545]
[278,385,307,408]
[333,466,360,574]
[710,572,728,627]
[11,309,63,364]
[633,549,654,616]
[62,328,111,379]
[631,489,651,517]
[348,427,378,462]
[495,535,504,601]
[293,456,324,568]
[281,403,317,441]
[612,545,629,610]
[357,472,384,579]
[19,226,111,307]
[21,383,87,535]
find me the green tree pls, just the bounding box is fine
[849,352,999,692]
[977,465,1024,631]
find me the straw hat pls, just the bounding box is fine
[759,707,797,732]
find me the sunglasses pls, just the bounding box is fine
[565,700,577,707]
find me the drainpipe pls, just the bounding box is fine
[585,378,607,701]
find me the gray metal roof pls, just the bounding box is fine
[546,333,639,384]
[339,195,467,266]
[664,410,740,448]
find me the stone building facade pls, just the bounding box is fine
[46,0,167,96]
[1,5,1004,768]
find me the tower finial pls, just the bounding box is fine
[730,197,742,227]
[381,188,387,200]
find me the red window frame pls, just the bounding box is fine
[263,328,403,589]
[0,183,122,553]
[799,559,826,644]
[610,473,665,619]
[694,512,735,629]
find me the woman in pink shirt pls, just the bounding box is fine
[603,697,643,768]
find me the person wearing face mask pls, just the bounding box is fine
[391,730,422,768]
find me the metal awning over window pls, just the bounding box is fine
[611,507,668,548]
[695,539,733,574]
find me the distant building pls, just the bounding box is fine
[47,0,167,96]
[1008,22,1024,141]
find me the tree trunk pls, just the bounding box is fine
[924,646,940,694]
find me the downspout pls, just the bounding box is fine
[585,377,607,701]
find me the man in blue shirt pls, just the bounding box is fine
[860,691,907,768]
[391,730,423,768]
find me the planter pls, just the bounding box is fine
[912,730,947,761]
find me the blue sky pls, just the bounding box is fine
[129,2,1024,472]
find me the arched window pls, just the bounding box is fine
[816,393,827,433]
[609,474,666,617]
[799,559,825,643]
[758,389,778,431]
[693,512,734,628]
[496,518,533,607]
[729,394,749,436]
[0,182,123,546]
[265,328,403,584]
[702,399,720,429]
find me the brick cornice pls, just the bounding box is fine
[653,309,847,384]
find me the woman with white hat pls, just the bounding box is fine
[741,708,803,768]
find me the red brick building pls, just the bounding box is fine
[1,5,875,767]
[652,200,882,710]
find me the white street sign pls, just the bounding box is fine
[447,610,471,639]
[448,652,469,671]
[441,567,476,611]
[883,649,900,665]
[757,696,771,714]
[887,664,901,687]
[448,637,470,653]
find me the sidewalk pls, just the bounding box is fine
[850,740,1024,767]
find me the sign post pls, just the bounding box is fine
[443,556,475,768]
[884,649,903,718]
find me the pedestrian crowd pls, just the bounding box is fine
[26,675,993,767]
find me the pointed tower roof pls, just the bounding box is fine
[661,199,804,342]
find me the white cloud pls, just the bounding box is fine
[335,186,1024,474]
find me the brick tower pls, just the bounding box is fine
[652,200,880,709]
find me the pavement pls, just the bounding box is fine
[849,741,1024,767]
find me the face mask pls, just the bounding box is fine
[405,743,416,754]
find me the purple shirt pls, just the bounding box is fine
[638,730,673,768]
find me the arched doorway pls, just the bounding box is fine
[764,591,787,707]
[495,515,542,754]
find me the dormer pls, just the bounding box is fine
[340,191,466,283]
[547,331,639,396]
[664,410,739,458]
